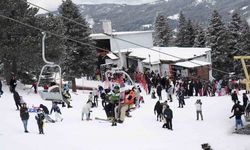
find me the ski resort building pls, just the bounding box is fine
[90,21,212,80]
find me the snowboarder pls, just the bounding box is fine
[35,108,45,134]
[195,99,203,121]
[20,103,29,133]
[50,102,63,122]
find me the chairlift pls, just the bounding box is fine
[37,32,63,102]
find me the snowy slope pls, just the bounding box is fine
[0,81,249,150]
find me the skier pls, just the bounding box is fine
[20,103,29,133]
[35,108,45,134]
[9,75,17,93]
[151,90,156,99]
[195,99,203,121]
[62,90,73,108]
[50,102,63,122]
[13,90,21,110]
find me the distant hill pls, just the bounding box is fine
[75,0,250,33]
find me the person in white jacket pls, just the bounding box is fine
[81,100,92,121]
[195,99,203,121]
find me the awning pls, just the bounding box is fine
[174,60,211,68]
[106,53,119,60]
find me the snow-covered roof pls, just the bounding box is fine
[116,47,211,64]
[174,60,211,68]
[106,53,119,60]
[90,30,153,39]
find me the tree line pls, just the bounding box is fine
[153,10,250,79]
[0,0,96,91]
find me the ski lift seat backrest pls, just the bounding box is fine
[38,85,62,102]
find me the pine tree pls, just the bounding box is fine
[0,0,39,83]
[58,0,97,91]
[175,11,187,47]
[194,24,206,47]
[207,10,231,79]
[153,12,172,47]
[185,19,195,47]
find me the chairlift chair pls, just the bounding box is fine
[37,32,63,103]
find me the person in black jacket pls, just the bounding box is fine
[35,108,45,134]
[162,105,173,130]
[229,107,244,130]
[9,75,17,93]
[20,103,29,133]
[231,91,238,103]
[13,91,21,110]
[156,84,162,100]
[0,79,3,97]
[39,104,55,123]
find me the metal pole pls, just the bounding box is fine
[42,32,54,65]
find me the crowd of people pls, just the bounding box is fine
[1,70,250,134]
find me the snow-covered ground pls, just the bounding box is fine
[0,81,249,150]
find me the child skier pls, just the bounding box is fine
[35,108,45,134]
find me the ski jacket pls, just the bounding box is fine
[163,108,173,119]
[195,102,202,111]
[124,90,135,105]
[20,107,29,120]
[82,102,92,113]
[35,111,45,123]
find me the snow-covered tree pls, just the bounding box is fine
[185,19,195,47]
[175,11,187,47]
[194,24,206,47]
[0,0,39,83]
[153,12,172,47]
[207,10,231,79]
[59,0,97,91]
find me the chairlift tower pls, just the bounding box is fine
[234,56,250,92]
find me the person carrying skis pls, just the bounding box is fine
[35,108,45,134]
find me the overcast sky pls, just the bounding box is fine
[28,0,157,13]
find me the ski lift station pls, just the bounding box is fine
[90,20,212,80]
